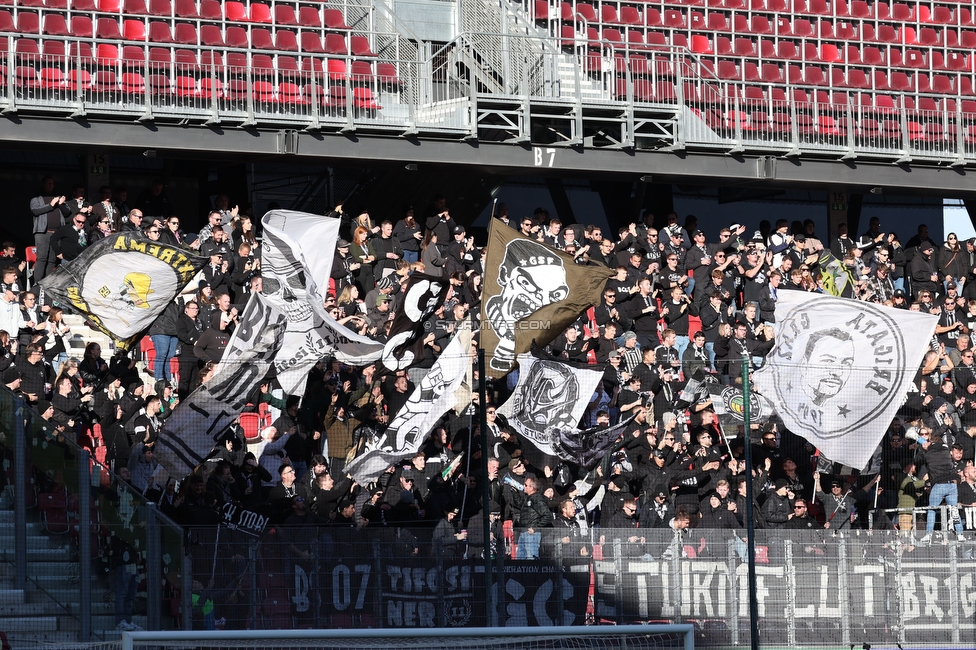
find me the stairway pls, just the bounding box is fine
[0,509,140,647]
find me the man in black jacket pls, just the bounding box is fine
[52,213,89,263]
[175,301,204,399]
[917,434,965,540]
[516,477,551,559]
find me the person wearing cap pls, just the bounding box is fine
[761,479,794,529]
[813,475,856,531]
[639,487,675,529]
[446,225,476,275]
[432,505,466,558]
[868,258,896,303]
[684,229,712,294]
[910,240,940,300]
[715,319,774,382]
[367,294,393,332]
[330,238,361,294]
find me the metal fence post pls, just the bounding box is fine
[13,398,27,592]
[147,503,161,631]
[784,539,796,647]
[181,553,192,631]
[837,534,850,647]
[78,447,92,642]
[248,542,258,629]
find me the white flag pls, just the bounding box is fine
[753,292,937,470]
[261,210,383,394]
[497,352,604,459]
[344,327,473,484]
[154,293,286,476]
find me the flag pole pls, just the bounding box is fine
[741,352,760,650]
[478,348,493,623]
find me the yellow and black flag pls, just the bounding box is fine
[39,232,207,350]
[480,219,612,378]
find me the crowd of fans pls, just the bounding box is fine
[7,177,976,628]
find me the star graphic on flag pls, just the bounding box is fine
[837,404,851,418]
[785,382,793,392]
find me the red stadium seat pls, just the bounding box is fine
[225,26,248,48]
[620,7,641,25]
[601,4,619,24]
[199,76,222,98]
[174,23,197,45]
[274,5,298,25]
[249,3,271,23]
[251,28,274,50]
[300,32,325,53]
[149,0,170,15]
[148,73,172,94]
[298,7,321,28]
[750,15,771,33]
[121,45,146,66]
[199,0,220,18]
[175,75,196,96]
[39,67,64,89]
[351,35,376,57]
[123,0,148,13]
[200,25,223,46]
[327,58,347,80]
[861,46,883,65]
[932,74,953,94]
[122,72,146,95]
[717,60,739,79]
[42,39,65,56]
[17,11,40,34]
[93,70,118,93]
[376,62,400,86]
[733,37,756,56]
[325,34,348,55]
[15,38,39,56]
[68,42,93,60]
[42,14,69,36]
[706,13,728,30]
[251,54,274,76]
[323,9,351,30]
[276,31,298,52]
[224,1,246,21]
[66,69,91,90]
[148,21,174,43]
[872,70,888,90]
[576,3,597,22]
[96,18,122,40]
[174,0,197,17]
[760,63,783,83]
[148,47,171,68]
[96,43,119,65]
[123,19,147,41]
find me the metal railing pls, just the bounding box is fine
[3,24,976,163]
[178,521,976,646]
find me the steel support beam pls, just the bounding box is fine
[2,117,976,197]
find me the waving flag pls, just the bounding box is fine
[380,272,449,371]
[497,348,610,467]
[481,220,611,378]
[154,293,286,476]
[261,210,383,394]
[39,232,206,349]
[345,327,473,484]
[753,291,937,470]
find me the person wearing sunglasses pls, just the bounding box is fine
[51,212,90,263]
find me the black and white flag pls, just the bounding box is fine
[154,293,286,477]
[262,210,383,394]
[753,291,937,470]
[497,349,604,465]
[345,327,473,484]
[380,273,449,371]
[38,232,207,349]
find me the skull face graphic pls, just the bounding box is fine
[486,240,568,372]
[261,230,314,323]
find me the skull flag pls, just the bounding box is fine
[38,232,207,349]
[380,272,450,372]
[497,348,608,468]
[481,220,612,378]
[261,210,383,394]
